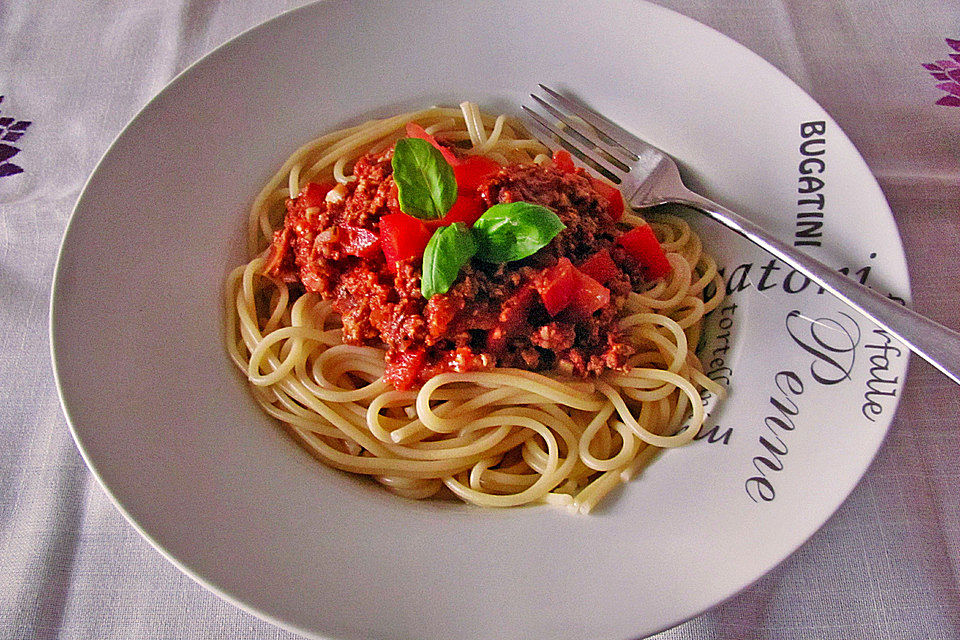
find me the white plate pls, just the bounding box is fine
[50,1,910,638]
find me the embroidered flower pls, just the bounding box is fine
[0,95,32,178]
[923,38,960,107]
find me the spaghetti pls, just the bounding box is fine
[225,103,724,513]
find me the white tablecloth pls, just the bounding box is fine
[3,1,958,638]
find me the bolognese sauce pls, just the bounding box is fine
[264,142,665,390]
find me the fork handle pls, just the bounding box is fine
[675,188,960,385]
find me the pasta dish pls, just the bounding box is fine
[225,103,723,513]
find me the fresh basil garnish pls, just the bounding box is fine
[392,137,458,220]
[421,223,477,298]
[472,202,566,262]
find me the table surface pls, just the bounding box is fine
[2,1,958,638]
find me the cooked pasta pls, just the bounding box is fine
[225,102,723,513]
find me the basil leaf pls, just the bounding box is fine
[392,137,458,220]
[472,202,566,262]
[421,223,477,299]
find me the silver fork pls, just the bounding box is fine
[523,84,960,385]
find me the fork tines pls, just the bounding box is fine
[522,84,640,184]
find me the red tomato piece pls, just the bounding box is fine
[379,212,433,273]
[453,155,501,190]
[339,225,381,258]
[298,181,335,208]
[537,258,579,316]
[552,149,576,173]
[536,258,612,318]
[425,192,486,229]
[589,177,625,221]
[616,225,672,280]
[405,122,459,166]
[570,270,610,317]
[577,249,619,284]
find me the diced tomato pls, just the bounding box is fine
[425,192,486,229]
[486,286,536,353]
[552,149,576,173]
[379,212,433,273]
[577,249,619,284]
[537,258,579,316]
[405,122,459,166]
[536,257,611,318]
[298,181,335,208]
[385,349,425,391]
[453,155,500,190]
[589,177,624,221]
[570,270,610,317]
[616,225,672,280]
[339,225,381,258]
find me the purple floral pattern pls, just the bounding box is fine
[0,96,32,177]
[923,38,960,107]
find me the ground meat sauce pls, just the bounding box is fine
[265,144,650,390]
